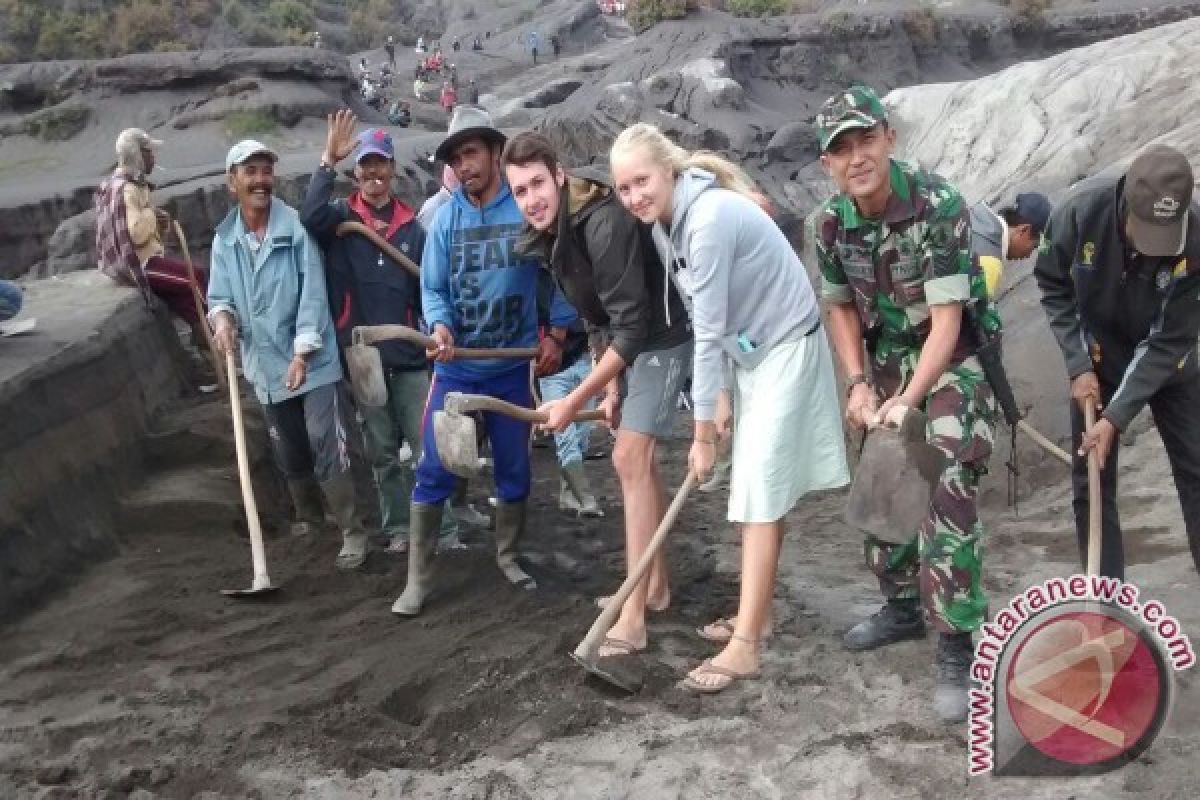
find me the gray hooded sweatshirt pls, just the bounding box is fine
[651,168,820,419]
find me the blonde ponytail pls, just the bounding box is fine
[610,122,763,204]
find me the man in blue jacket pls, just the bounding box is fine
[392,106,576,616]
[208,139,365,571]
[301,112,461,555]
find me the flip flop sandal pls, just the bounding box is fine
[596,636,645,658]
[682,658,761,695]
[696,618,774,644]
[595,594,670,613]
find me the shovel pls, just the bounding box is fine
[434,392,607,477]
[346,323,538,408]
[172,220,225,391]
[336,220,421,278]
[844,410,944,536]
[1083,397,1102,576]
[571,472,698,692]
[221,349,278,597]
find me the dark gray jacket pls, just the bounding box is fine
[1035,173,1200,431]
[517,166,689,364]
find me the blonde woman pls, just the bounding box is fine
[609,123,849,693]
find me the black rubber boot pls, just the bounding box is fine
[934,632,974,722]
[286,477,324,537]
[843,598,927,651]
[321,472,367,570]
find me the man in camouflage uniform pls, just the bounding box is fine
[813,85,999,722]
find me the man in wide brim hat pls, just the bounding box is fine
[433,104,506,163]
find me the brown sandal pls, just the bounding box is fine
[596,636,645,658]
[696,617,773,644]
[682,658,761,694]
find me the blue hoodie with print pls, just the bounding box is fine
[421,179,576,381]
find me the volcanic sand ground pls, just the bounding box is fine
[0,384,1197,799]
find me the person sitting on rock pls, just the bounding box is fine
[439,81,457,116]
[391,106,576,617]
[970,191,1051,297]
[207,139,367,571]
[813,85,999,721]
[609,122,849,695]
[1035,144,1200,579]
[301,114,463,555]
[0,279,22,323]
[94,128,209,346]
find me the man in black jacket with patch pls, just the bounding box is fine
[302,111,460,557]
[1036,143,1200,578]
[504,131,694,658]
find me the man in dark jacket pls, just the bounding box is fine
[301,111,460,555]
[503,131,693,658]
[1036,144,1200,579]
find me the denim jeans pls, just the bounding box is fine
[0,280,23,322]
[538,355,595,467]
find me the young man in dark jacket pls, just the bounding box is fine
[1036,143,1200,579]
[301,112,460,555]
[503,131,693,658]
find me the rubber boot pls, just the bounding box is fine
[934,632,974,722]
[321,472,367,570]
[843,598,927,651]
[561,462,603,518]
[494,500,536,590]
[391,502,442,616]
[287,477,324,537]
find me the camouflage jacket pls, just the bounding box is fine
[816,159,999,364]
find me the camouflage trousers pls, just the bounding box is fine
[864,352,997,634]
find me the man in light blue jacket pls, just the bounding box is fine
[208,139,366,570]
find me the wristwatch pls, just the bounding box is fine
[845,373,870,397]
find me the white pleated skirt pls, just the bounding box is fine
[728,329,850,524]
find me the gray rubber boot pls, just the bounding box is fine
[494,500,536,590]
[287,477,325,537]
[561,462,603,518]
[934,632,974,722]
[321,472,367,570]
[843,598,927,651]
[392,502,442,616]
[558,476,584,514]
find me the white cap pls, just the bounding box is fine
[225,139,278,172]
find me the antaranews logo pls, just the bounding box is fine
[968,574,1194,777]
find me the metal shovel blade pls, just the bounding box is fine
[432,410,482,477]
[844,429,943,536]
[345,342,388,407]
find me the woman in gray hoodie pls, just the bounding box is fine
[610,123,850,694]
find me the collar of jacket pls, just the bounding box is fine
[214,196,304,255]
[347,191,415,240]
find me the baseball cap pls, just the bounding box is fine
[814,84,888,152]
[116,127,163,152]
[355,128,395,163]
[225,139,278,172]
[1124,144,1193,257]
[1002,192,1053,234]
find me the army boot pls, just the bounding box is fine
[321,472,367,570]
[934,632,974,722]
[561,462,603,518]
[843,598,927,651]
[287,477,325,537]
[391,502,442,616]
[494,500,536,590]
